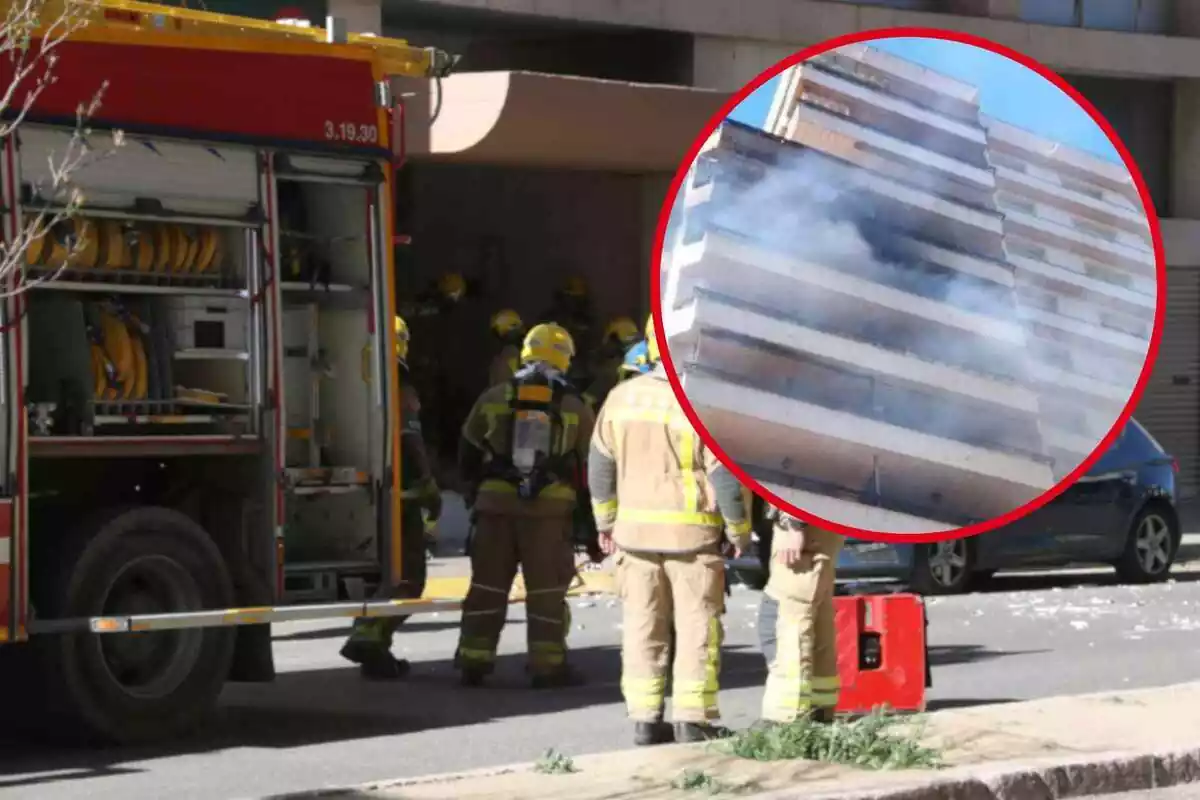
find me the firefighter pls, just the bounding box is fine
[340,315,443,680]
[541,276,594,378]
[756,507,845,727]
[455,322,595,688]
[588,326,753,746]
[488,308,525,387]
[583,316,641,409]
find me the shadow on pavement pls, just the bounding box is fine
[0,644,767,788]
[925,697,1016,712]
[271,616,472,642]
[927,644,1049,667]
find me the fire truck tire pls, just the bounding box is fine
[37,506,236,744]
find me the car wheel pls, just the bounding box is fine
[1114,504,1179,584]
[910,539,974,595]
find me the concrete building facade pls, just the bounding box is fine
[248,0,1200,498]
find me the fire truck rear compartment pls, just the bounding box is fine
[8,131,394,742]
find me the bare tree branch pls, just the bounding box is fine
[0,0,123,295]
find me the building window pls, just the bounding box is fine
[998,193,1037,214]
[1083,260,1133,289]
[1016,0,1169,33]
[1074,217,1119,242]
[1008,239,1048,261]
[989,151,1028,173]
[1060,176,1108,201]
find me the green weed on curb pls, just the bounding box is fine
[671,769,750,795]
[717,710,943,770]
[533,748,578,774]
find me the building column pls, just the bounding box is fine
[1171,80,1200,223]
[638,174,675,320]
[326,0,382,35]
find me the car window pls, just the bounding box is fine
[1087,419,1160,474]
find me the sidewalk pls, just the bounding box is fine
[270,682,1200,800]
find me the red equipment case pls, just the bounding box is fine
[834,593,928,714]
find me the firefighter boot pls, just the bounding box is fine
[453,648,490,687]
[634,718,675,747]
[340,639,412,681]
[674,722,731,743]
[530,663,587,690]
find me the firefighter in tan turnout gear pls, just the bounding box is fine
[588,322,753,746]
[756,506,845,726]
[455,322,595,688]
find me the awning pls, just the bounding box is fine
[399,71,729,172]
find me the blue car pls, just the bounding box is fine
[738,418,1181,596]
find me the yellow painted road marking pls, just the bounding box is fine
[421,571,616,601]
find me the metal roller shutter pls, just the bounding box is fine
[1136,265,1200,499]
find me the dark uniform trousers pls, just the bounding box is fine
[457,510,577,677]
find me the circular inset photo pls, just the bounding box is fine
[655,29,1164,542]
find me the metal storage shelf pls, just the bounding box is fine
[174,348,250,361]
[20,201,264,229]
[26,275,246,297]
[29,434,262,459]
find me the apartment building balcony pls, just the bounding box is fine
[685,125,1009,261]
[1007,237,1156,297]
[666,289,1047,454]
[991,162,1151,242]
[805,45,983,125]
[1024,345,1138,417]
[664,229,1032,385]
[784,100,997,211]
[982,116,1141,208]
[999,202,1156,277]
[792,63,991,168]
[1043,424,1106,480]
[1016,282,1153,340]
[1019,305,1150,371]
[874,229,1016,288]
[999,191,1152,255]
[750,471,958,535]
[1006,250,1156,320]
[674,365,1056,531]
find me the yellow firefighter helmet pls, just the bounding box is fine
[521,322,575,373]
[605,316,640,348]
[438,272,467,303]
[645,314,660,364]
[561,276,587,298]
[490,308,524,338]
[394,315,410,363]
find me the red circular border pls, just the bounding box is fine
[650,26,1167,544]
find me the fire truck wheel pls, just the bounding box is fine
[38,506,236,744]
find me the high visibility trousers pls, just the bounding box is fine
[616,549,725,724]
[456,512,575,677]
[758,551,840,722]
[344,504,428,652]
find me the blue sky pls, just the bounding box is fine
[726,37,1121,163]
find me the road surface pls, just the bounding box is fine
[4,556,1200,799]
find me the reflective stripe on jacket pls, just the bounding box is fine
[590,372,748,553]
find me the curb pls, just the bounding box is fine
[255,746,1200,800]
[792,747,1200,800]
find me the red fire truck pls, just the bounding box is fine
[0,1,458,743]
